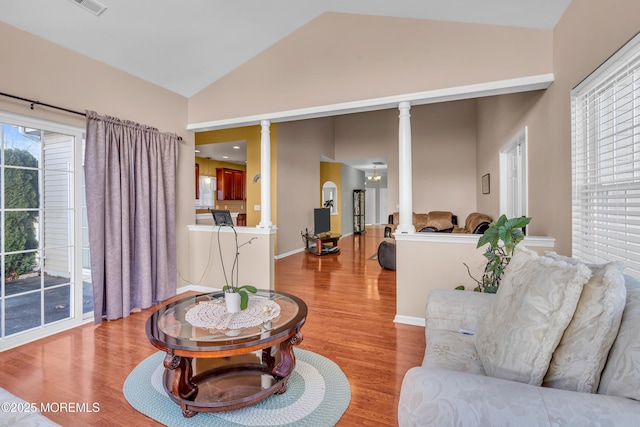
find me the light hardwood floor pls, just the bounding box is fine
[0,225,425,426]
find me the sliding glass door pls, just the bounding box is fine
[0,112,88,351]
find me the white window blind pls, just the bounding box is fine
[572,33,640,278]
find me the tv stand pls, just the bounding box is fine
[304,233,341,256]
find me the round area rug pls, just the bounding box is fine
[123,348,350,427]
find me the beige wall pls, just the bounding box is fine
[276,117,335,256]
[0,21,194,289]
[188,13,552,123]
[334,101,478,220]
[474,0,640,255]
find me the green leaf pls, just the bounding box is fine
[454,285,465,290]
[222,285,232,292]
[506,216,531,230]
[240,290,249,310]
[477,228,498,248]
[239,285,257,294]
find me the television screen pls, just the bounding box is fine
[314,208,331,235]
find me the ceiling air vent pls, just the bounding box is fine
[69,0,107,16]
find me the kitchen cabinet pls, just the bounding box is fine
[216,168,246,200]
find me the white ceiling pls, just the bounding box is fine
[0,0,571,97]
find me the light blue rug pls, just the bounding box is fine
[123,348,351,426]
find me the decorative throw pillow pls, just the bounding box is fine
[597,274,640,400]
[474,246,591,385]
[542,252,626,393]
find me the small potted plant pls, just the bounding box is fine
[223,284,257,313]
[460,214,531,293]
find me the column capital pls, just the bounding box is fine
[261,120,271,127]
[399,101,412,110]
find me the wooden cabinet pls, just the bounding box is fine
[216,168,246,200]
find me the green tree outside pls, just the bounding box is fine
[4,148,39,278]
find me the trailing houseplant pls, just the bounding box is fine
[459,214,531,293]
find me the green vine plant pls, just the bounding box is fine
[458,215,531,293]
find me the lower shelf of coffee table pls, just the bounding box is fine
[163,362,288,414]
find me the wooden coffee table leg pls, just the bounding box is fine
[272,329,304,394]
[164,351,198,403]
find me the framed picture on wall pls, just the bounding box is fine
[482,174,490,194]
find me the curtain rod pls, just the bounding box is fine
[0,91,183,141]
[0,91,86,117]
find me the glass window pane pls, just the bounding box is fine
[5,292,41,336]
[5,212,39,253]
[43,247,71,282]
[83,279,93,314]
[4,268,40,297]
[45,284,70,324]
[3,125,41,167]
[5,167,39,209]
[4,249,39,280]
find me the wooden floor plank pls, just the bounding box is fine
[0,226,425,426]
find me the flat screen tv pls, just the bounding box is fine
[314,208,331,235]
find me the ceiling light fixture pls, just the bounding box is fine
[368,165,382,182]
[69,0,107,16]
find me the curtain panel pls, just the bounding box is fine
[85,111,178,324]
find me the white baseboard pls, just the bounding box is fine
[275,247,305,259]
[394,315,425,327]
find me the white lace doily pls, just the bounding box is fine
[185,295,281,331]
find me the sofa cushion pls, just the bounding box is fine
[474,246,591,386]
[542,253,626,393]
[399,366,640,427]
[398,367,552,426]
[598,274,640,400]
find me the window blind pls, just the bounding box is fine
[572,33,640,278]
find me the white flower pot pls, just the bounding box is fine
[225,291,241,313]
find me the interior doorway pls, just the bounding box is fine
[499,127,528,220]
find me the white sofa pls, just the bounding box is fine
[398,247,640,426]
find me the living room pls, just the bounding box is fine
[1,0,640,425]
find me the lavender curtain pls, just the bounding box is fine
[84,111,178,324]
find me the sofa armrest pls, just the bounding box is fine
[425,289,495,335]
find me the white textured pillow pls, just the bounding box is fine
[543,252,626,393]
[598,274,640,400]
[474,246,591,385]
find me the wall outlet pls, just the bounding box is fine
[254,205,261,211]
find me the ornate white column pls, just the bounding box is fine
[257,120,273,228]
[396,102,415,234]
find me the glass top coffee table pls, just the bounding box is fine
[146,290,307,417]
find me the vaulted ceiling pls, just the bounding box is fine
[0,0,571,97]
